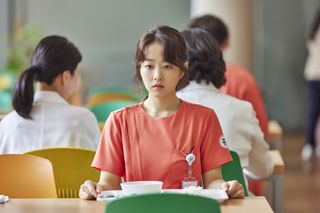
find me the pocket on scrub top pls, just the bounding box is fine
[164,147,201,189]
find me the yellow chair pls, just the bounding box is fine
[0,154,57,198]
[24,148,100,198]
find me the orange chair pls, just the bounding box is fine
[87,93,137,106]
[0,154,57,198]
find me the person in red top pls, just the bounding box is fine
[79,25,244,200]
[188,15,269,136]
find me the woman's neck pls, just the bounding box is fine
[143,94,181,118]
[37,82,65,99]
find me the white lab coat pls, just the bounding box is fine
[0,91,100,154]
[177,81,274,180]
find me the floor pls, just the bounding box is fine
[263,133,320,213]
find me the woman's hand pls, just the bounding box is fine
[79,180,104,200]
[79,171,121,200]
[221,180,244,198]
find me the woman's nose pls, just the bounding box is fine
[153,68,162,81]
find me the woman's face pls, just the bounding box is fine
[140,42,184,98]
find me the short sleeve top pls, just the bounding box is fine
[92,100,231,189]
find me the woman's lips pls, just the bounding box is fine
[152,84,164,88]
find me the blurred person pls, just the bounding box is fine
[316,118,320,152]
[177,28,273,185]
[0,35,100,154]
[302,7,320,160]
[79,26,244,200]
[188,15,269,136]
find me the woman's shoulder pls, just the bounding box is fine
[181,100,216,115]
[0,111,20,124]
[107,103,142,118]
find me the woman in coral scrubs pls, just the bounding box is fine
[79,26,244,200]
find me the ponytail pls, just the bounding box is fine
[12,67,37,119]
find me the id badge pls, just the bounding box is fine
[182,176,198,188]
[182,153,198,188]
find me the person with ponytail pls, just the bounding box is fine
[0,35,100,153]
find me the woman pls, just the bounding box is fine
[79,26,244,200]
[0,35,100,153]
[177,28,273,181]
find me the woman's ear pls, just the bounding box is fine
[61,70,71,86]
[179,62,188,79]
[184,61,189,70]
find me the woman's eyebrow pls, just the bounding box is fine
[144,58,155,62]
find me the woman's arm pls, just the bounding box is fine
[203,168,244,198]
[79,171,121,200]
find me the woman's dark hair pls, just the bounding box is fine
[188,14,229,46]
[134,25,188,90]
[309,7,320,40]
[180,28,226,88]
[12,35,82,119]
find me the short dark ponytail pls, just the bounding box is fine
[12,35,82,119]
[12,67,36,118]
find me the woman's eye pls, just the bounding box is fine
[145,64,153,69]
[163,64,173,70]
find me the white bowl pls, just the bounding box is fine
[120,181,163,196]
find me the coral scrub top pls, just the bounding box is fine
[92,100,231,189]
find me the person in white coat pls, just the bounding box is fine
[0,35,100,154]
[177,28,273,180]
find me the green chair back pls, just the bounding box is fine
[87,86,147,105]
[221,150,249,196]
[24,147,99,198]
[89,100,137,123]
[0,91,12,113]
[106,193,221,213]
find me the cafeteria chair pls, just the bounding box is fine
[24,147,99,198]
[106,193,221,213]
[0,154,57,198]
[221,150,249,196]
[89,86,136,96]
[0,91,11,113]
[87,86,146,106]
[89,100,137,123]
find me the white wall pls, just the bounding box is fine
[191,0,253,70]
[0,0,9,68]
[25,0,190,96]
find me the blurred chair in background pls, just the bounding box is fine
[106,193,221,213]
[87,86,146,106]
[89,100,137,123]
[24,147,99,198]
[0,91,11,114]
[0,154,57,198]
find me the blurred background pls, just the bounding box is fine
[0,0,319,132]
[1,0,320,212]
